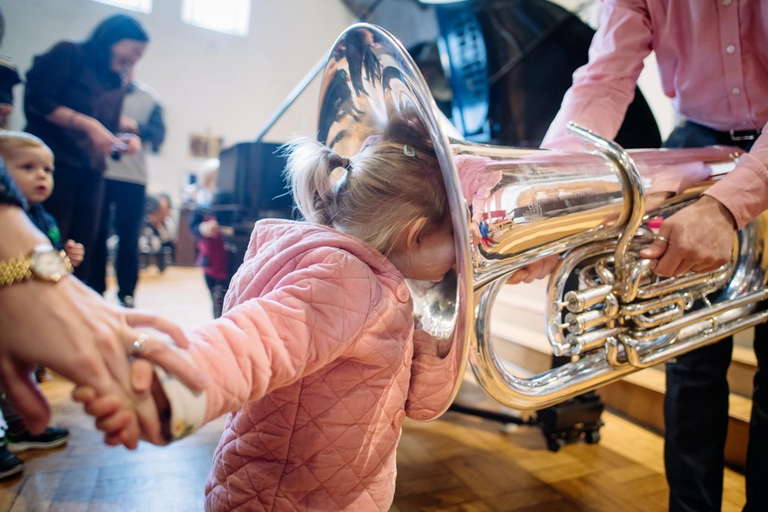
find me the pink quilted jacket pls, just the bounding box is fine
[185,220,455,511]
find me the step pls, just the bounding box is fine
[730,345,757,398]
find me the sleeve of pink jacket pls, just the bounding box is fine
[405,329,461,421]
[188,249,375,424]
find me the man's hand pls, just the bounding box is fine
[639,196,737,277]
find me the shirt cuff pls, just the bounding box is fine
[703,154,768,230]
[154,362,207,442]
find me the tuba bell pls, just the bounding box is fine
[317,23,768,419]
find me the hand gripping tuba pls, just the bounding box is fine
[317,23,768,418]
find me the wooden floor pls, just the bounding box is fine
[0,267,748,511]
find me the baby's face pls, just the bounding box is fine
[4,145,54,205]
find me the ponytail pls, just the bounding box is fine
[284,138,351,225]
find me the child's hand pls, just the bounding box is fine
[72,359,171,447]
[199,219,220,238]
[64,240,85,267]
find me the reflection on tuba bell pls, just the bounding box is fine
[317,23,768,418]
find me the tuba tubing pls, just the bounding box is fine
[317,23,768,416]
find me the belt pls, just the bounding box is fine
[689,121,763,143]
[728,127,762,142]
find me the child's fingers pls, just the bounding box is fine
[95,409,133,434]
[104,432,123,447]
[72,386,97,403]
[84,395,123,418]
[135,396,164,445]
[119,426,140,450]
[131,359,154,396]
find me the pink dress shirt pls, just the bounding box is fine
[542,0,768,229]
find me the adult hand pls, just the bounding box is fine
[0,103,13,128]
[119,115,139,134]
[639,196,737,277]
[0,275,208,442]
[83,118,123,155]
[118,133,142,155]
[507,255,560,285]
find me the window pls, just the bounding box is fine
[182,0,251,37]
[92,0,153,13]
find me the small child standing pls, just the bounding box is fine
[0,132,84,263]
[0,131,78,479]
[189,159,229,318]
[76,117,458,511]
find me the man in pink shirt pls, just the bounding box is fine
[542,2,766,511]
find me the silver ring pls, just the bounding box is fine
[131,333,148,356]
[654,235,669,244]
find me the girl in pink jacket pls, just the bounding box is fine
[77,118,457,511]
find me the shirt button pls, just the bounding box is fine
[392,410,406,428]
[726,45,736,54]
[731,87,741,95]
[723,0,732,5]
[396,284,410,303]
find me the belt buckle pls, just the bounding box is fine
[729,129,759,142]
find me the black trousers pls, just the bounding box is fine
[88,179,146,299]
[43,163,105,283]
[204,274,229,319]
[662,122,767,512]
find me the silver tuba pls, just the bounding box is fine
[317,23,768,419]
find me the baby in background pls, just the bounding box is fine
[0,131,84,265]
[74,115,459,511]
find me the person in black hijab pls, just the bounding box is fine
[24,15,148,283]
[0,7,21,129]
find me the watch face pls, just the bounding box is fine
[31,248,69,281]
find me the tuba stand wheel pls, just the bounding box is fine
[535,390,605,452]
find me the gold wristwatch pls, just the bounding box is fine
[0,244,73,287]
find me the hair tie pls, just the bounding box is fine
[403,145,416,157]
[328,154,351,189]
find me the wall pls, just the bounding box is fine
[2,0,356,204]
[3,0,676,208]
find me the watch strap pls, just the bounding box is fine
[0,254,32,287]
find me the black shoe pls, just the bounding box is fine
[5,427,70,453]
[0,446,23,479]
[119,295,135,308]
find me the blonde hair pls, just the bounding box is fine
[199,158,219,190]
[285,117,449,255]
[0,131,49,157]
